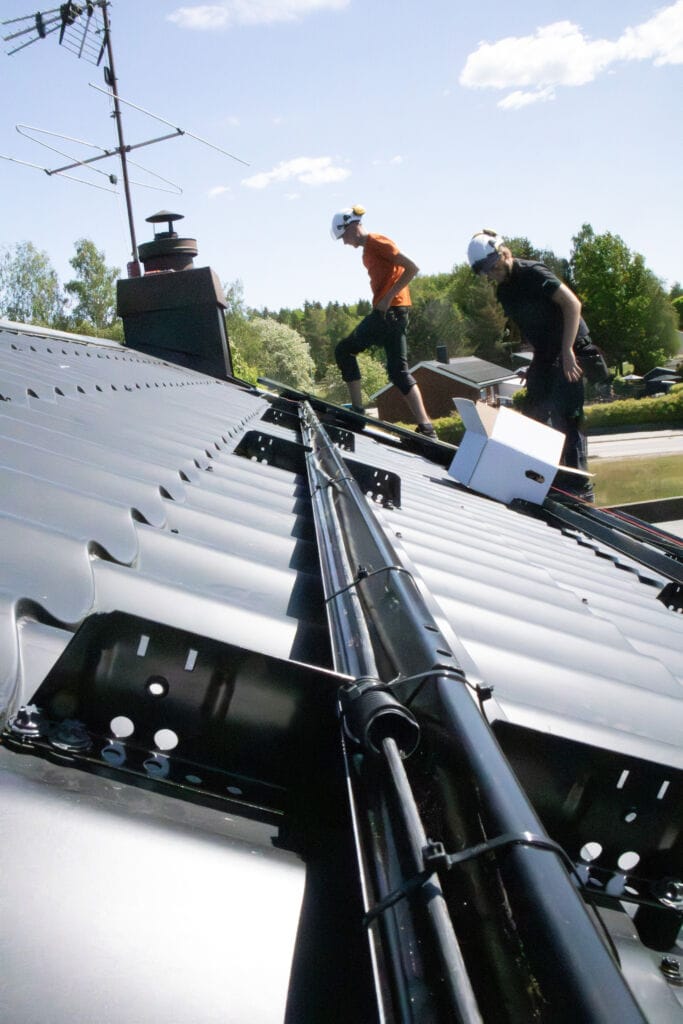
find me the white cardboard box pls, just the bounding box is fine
[447,398,590,505]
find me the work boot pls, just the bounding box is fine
[416,422,437,439]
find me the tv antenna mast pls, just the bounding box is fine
[2,2,248,276]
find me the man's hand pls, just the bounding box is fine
[562,348,583,383]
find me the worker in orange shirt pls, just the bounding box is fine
[331,206,436,438]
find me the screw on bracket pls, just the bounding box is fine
[660,957,682,985]
[49,719,92,753]
[653,878,683,911]
[8,705,44,741]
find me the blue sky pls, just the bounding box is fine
[1,0,682,312]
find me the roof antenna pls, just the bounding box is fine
[3,2,140,275]
[2,3,249,278]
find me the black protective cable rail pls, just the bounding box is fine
[260,377,455,466]
[298,400,648,1024]
[299,401,482,1024]
[541,495,683,584]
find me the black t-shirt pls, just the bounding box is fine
[496,259,588,364]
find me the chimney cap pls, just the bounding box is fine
[146,210,184,225]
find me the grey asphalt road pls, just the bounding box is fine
[588,429,683,460]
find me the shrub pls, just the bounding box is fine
[395,387,682,444]
[584,389,683,428]
[396,412,464,444]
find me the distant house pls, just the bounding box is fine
[372,354,521,421]
[643,366,681,396]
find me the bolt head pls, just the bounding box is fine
[660,957,682,984]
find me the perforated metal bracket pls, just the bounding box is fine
[234,430,309,474]
[3,612,346,822]
[658,581,683,613]
[260,405,300,430]
[344,461,400,507]
[261,405,355,452]
[235,429,400,506]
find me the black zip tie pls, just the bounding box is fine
[363,832,580,928]
[427,832,581,882]
[394,669,487,708]
[325,564,413,603]
[363,868,436,927]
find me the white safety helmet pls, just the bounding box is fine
[467,229,503,274]
[331,205,365,240]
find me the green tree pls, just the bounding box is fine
[0,241,65,326]
[301,301,330,377]
[672,296,683,331]
[325,301,359,349]
[223,278,263,369]
[409,293,471,362]
[65,238,119,329]
[236,317,315,390]
[503,237,571,284]
[670,283,683,330]
[571,224,678,373]
[448,264,508,363]
[317,350,387,407]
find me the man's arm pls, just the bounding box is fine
[374,252,419,312]
[552,283,583,382]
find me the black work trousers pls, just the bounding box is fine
[524,360,593,497]
[334,307,416,395]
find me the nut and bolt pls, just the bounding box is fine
[8,704,44,740]
[49,719,91,752]
[660,957,682,985]
[655,878,683,911]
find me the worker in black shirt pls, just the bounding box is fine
[468,230,597,498]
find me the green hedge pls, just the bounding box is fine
[584,388,683,429]
[397,385,683,442]
[396,414,465,445]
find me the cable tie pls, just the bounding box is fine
[395,668,476,707]
[363,832,580,927]
[325,564,413,603]
[435,831,581,883]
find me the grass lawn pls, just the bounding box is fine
[590,454,683,507]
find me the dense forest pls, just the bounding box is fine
[1,226,681,409]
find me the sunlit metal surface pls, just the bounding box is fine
[0,749,304,1024]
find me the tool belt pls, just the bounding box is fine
[574,336,609,383]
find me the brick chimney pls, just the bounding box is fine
[116,211,233,379]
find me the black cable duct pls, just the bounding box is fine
[299,400,647,1023]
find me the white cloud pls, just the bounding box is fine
[208,185,232,198]
[498,87,556,110]
[371,155,404,167]
[460,1,683,107]
[168,0,348,30]
[242,156,350,189]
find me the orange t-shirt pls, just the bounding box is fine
[362,233,412,308]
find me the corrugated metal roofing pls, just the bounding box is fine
[0,323,326,691]
[2,318,683,1023]
[1,320,681,771]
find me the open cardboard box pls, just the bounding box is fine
[447,398,592,505]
